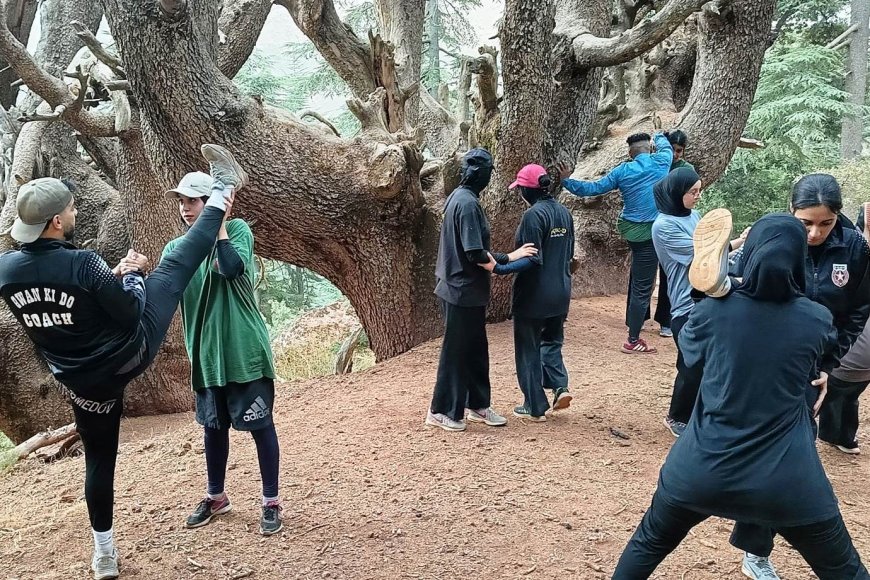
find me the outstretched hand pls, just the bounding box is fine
[557,162,573,180]
[812,371,828,416]
[508,243,538,262]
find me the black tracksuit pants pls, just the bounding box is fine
[71,203,227,532]
[819,375,868,448]
[666,314,703,423]
[513,314,568,417]
[430,301,491,421]
[614,489,869,579]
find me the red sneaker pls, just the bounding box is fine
[621,338,657,354]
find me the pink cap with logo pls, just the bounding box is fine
[509,164,548,189]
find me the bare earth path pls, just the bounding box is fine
[2,296,868,579]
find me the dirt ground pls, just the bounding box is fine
[1,295,868,580]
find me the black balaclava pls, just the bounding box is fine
[736,213,807,303]
[653,166,700,217]
[459,148,494,194]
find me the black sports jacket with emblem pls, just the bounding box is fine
[0,239,146,389]
[730,219,870,370]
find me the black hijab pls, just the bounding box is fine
[736,213,807,303]
[653,166,700,217]
[459,148,494,194]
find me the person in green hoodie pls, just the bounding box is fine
[162,171,282,537]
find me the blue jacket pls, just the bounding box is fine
[562,133,673,223]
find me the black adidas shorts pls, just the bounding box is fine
[194,377,275,431]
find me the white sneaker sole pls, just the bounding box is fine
[185,502,233,528]
[552,393,573,411]
[689,208,733,293]
[93,568,119,580]
[835,444,861,455]
[261,520,284,536]
[424,415,466,431]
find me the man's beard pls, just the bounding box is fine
[63,225,75,242]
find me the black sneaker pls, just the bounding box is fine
[185,495,232,529]
[260,501,284,536]
[552,387,573,411]
[512,404,546,422]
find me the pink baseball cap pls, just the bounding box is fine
[509,164,548,189]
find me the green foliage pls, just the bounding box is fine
[234,50,310,111]
[257,261,344,337]
[699,32,867,230]
[828,158,870,218]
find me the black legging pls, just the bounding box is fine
[626,240,660,341]
[205,424,280,497]
[70,202,228,532]
[819,375,868,448]
[614,489,869,579]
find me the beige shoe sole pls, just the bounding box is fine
[552,393,572,411]
[689,208,733,293]
[200,144,249,190]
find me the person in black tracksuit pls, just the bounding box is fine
[727,174,870,579]
[484,164,575,421]
[426,148,538,432]
[0,145,245,580]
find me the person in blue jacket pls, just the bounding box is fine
[559,132,673,354]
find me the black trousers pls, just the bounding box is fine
[666,314,703,423]
[819,375,868,447]
[67,203,227,532]
[614,489,870,579]
[513,315,569,417]
[430,301,490,421]
[626,240,660,340]
[630,264,672,328]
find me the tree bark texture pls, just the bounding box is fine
[840,0,869,160]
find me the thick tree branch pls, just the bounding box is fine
[469,46,498,114]
[70,20,124,76]
[573,0,710,68]
[218,0,272,78]
[0,4,117,137]
[275,0,376,98]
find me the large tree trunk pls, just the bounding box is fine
[0,0,37,108]
[840,0,869,160]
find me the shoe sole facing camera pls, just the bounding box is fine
[689,208,733,293]
[200,144,249,190]
[552,393,572,411]
[185,502,232,529]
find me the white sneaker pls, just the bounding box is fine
[425,411,466,432]
[741,553,780,580]
[467,407,507,426]
[92,549,120,580]
[689,208,733,294]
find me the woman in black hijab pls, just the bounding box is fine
[612,214,869,579]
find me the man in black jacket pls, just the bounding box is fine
[0,144,246,580]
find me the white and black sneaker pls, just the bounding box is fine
[260,501,284,536]
[201,143,248,191]
[185,495,232,528]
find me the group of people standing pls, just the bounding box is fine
[425,130,870,579]
[1,128,869,579]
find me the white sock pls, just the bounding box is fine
[263,495,279,507]
[92,528,114,556]
[205,185,234,211]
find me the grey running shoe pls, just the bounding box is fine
[742,553,781,580]
[552,387,573,411]
[185,495,232,528]
[467,407,507,426]
[513,405,546,422]
[425,411,466,432]
[91,549,119,580]
[689,208,733,295]
[201,144,248,190]
[663,417,687,438]
[659,326,673,338]
[260,501,284,536]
